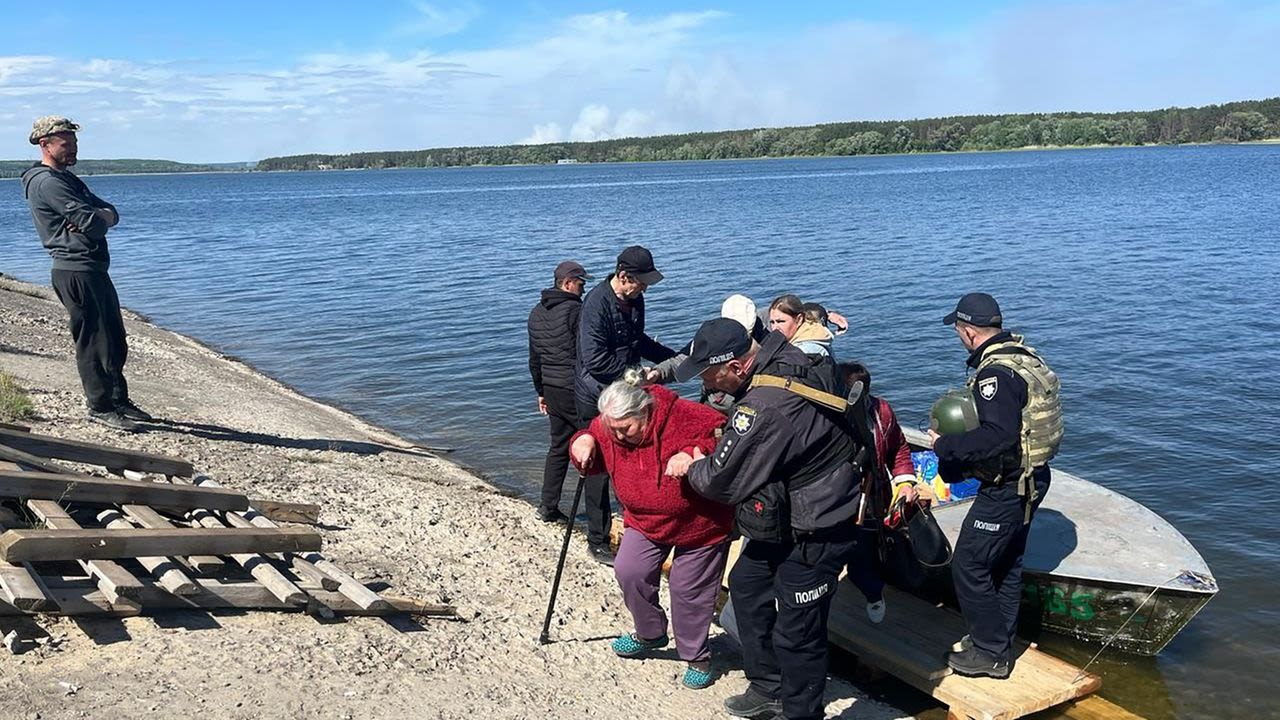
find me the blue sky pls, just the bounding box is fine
[2,0,1277,162]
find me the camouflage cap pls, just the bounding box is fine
[29,115,80,145]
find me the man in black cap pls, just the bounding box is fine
[20,115,151,432]
[528,260,592,523]
[572,245,677,564]
[930,292,1063,678]
[665,318,864,720]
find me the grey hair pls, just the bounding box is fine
[597,377,654,420]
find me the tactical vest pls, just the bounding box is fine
[967,335,1064,481]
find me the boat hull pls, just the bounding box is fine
[1017,571,1215,655]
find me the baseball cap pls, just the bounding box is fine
[616,245,663,286]
[943,293,1003,327]
[720,294,757,330]
[673,318,752,383]
[553,260,591,283]
[29,116,80,145]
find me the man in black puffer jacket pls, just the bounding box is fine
[528,261,591,523]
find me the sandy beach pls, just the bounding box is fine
[0,275,912,720]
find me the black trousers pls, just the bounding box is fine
[575,396,614,548]
[539,385,579,512]
[729,528,858,720]
[50,269,129,412]
[951,467,1052,662]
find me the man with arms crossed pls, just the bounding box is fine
[21,116,151,431]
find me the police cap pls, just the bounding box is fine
[673,318,751,383]
[943,292,1002,328]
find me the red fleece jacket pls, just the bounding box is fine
[572,385,733,547]
[873,396,915,479]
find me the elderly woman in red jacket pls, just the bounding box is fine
[570,377,732,690]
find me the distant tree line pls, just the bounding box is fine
[0,158,245,179]
[257,97,1280,171]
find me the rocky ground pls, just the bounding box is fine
[0,275,914,719]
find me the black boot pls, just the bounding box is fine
[87,408,138,432]
[723,686,781,718]
[946,646,1010,679]
[538,506,568,523]
[588,543,615,567]
[114,399,153,422]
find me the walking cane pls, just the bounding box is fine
[539,472,587,645]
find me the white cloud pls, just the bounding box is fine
[518,122,563,145]
[568,104,611,142]
[395,2,481,38]
[0,3,1277,162]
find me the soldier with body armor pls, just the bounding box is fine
[929,293,1063,679]
[665,318,866,720]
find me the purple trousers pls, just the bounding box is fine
[614,530,729,663]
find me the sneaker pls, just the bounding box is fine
[951,634,972,652]
[866,598,886,624]
[723,687,781,718]
[682,662,714,690]
[946,646,1010,679]
[87,409,139,433]
[537,506,568,523]
[611,632,669,658]
[114,399,153,422]
[588,543,615,567]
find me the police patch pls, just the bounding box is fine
[978,376,998,401]
[730,406,757,435]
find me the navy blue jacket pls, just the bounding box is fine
[573,275,676,409]
[935,331,1027,482]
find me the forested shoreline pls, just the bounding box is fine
[0,158,247,179]
[4,98,1276,176]
[257,97,1280,171]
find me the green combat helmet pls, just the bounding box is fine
[931,388,980,435]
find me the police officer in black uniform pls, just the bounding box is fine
[668,318,862,720]
[929,293,1061,678]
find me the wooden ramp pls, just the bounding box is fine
[828,584,1102,720]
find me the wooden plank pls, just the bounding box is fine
[121,504,226,575]
[11,576,466,620]
[287,555,341,591]
[0,427,193,476]
[0,497,55,612]
[96,509,198,596]
[187,508,306,606]
[217,511,337,590]
[0,561,53,611]
[0,527,321,562]
[0,470,248,511]
[0,442,68,474]
[248,498,321,525]
[192,476,387,612]
[827,584,1101,720]
[26,500,143,604]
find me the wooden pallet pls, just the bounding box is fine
[828,584,1102,720]
[0,432,466,628]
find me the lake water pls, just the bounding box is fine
[2,147,1277,718]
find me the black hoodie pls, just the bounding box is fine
[527,287,583,395]
[21,163,117,272]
